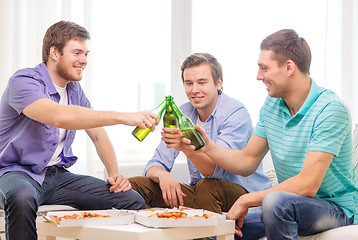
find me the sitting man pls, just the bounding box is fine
[172,30,358,239]
[130,53,271,240]
[0,21,159,240]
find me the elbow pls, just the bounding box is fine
[52,114,73,130]
[300,181,319,198]
[304,187,318,198]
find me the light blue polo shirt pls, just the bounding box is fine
[254,79,358,223]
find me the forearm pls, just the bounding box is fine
[240,174,320,210]
[53,105,129,130]
[23,98,155,130]
[86,128,119,177]
[203,139,255,176]
[183,150,216,176]
[146,165,169,183]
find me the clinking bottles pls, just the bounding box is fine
[171,100,205,151]
[163,96,177,144]
[132,98,166,142]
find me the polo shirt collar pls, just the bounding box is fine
[278,78,323,118]
[296,78,322,116]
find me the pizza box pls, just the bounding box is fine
[42,209,134,227]
[134,208,226,228]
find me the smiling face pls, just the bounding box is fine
[183,63,223,121]
[257,49,289,98]
[54,38,89,86]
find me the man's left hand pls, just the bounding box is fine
[226,198,249,238]
[107,174,132,193]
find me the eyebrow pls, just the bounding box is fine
[73,49,90,54]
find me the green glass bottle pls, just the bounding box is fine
[132,98,166,142]
[171,100,205,150]
[163,96,177,144]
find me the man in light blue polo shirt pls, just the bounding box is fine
[176,30,358,240]
[130,53,271,240]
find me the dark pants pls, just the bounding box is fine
[0,166,145,240]
[130,176,265,240]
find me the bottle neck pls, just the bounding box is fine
[153,99,167,119]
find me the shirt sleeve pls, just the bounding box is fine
[209,106,253,179]
[254,105,268,141]
[8,76,48,114]
[309,101,350,156]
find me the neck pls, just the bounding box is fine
[283,75,311,116]
[46,62,69,88]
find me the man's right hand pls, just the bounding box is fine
[157,171,186,208]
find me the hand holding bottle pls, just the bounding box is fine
[171,100,205,150]
[127,111,159,129]
[161,127,190,152]
[132,99,166,142]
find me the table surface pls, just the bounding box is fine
[37,219,235,240]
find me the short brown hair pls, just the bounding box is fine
[181,53,223,94]
[42,21,90,63]
[260,29,311,75]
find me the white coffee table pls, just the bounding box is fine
[37,219,235,240]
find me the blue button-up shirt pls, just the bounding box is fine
[0,63,91,184]
[144,93,271,193]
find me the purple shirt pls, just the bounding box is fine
[0,63,91,184]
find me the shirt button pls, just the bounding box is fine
[52,142,56,146]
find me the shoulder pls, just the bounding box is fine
[315,89,349,116]
[216,93,250,115]
[9,63,48,87]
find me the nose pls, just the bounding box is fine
[79,54,87,65]
[192,83,200,92]
[257,69,263,81]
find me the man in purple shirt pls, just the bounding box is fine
[0,21,159,240]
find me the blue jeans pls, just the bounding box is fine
[261,191,353,240]
[0,166,145,240]
[235,207,266,240]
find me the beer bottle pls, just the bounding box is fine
[171,100,205,150]
[132,98,166,142]
[163,96,177,144]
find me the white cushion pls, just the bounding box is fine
[259,225,358,240]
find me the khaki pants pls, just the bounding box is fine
[129,176,247,214]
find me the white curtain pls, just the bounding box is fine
[0,0,357,177]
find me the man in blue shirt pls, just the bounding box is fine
[0,21,160,240]
[130,53,271,240]
[177,30,358,239]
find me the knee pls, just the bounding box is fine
[262,191,296,222]
[129,176,155,192]
[195,178,220,195]
[6,185,38,212]
[127,190,146,210]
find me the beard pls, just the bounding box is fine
[56,59,82,82]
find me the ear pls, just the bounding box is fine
[285,60,295,76]
[216,78,223,91]
[49,46,59,62]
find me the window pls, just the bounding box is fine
[192,0,327,124]
[70,0,171,175]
